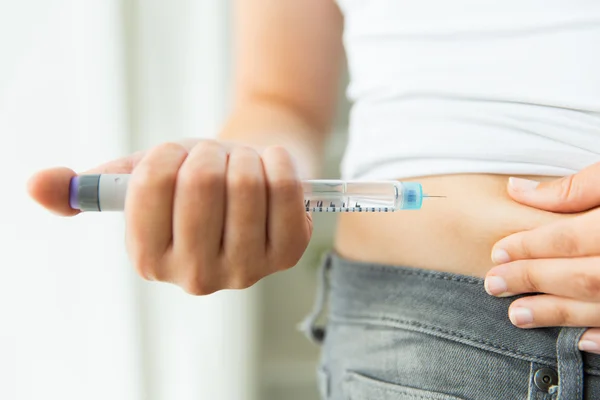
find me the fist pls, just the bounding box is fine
[28,140,313,295]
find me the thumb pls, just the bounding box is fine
[27,151,145,216]
[507,163,600,213]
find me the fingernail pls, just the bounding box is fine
[484,276,508,296]
[491,248,511,264]
[509,307,534,326]
[508,177,540,192]
[578,340,600,354]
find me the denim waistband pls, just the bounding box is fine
[302,252,600,373]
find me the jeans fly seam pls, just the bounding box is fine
[329,314,556,365]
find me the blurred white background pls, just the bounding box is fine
[0,1,348,399]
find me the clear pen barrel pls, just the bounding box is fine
[69,175,424,212]
[301,180,422,212]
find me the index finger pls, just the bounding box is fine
[508,162,600,213]
[27,139,204,216]
[491,210,600,263]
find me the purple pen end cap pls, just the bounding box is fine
[69,176,80,210]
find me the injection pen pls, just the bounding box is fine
[69,174,442,213]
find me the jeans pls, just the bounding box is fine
[300,253,600,399]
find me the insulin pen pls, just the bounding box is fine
[69,174,444,213]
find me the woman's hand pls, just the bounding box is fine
[484,163,600,354]
[28,139,313,295]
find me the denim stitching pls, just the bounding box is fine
[344,373,464,400]
[585,367,600,375]
[353,265,483,284]
[330,314,556,364]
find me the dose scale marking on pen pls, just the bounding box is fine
[68,174,445,213]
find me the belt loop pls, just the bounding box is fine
[298,252,332,345]
[555,327,587,400]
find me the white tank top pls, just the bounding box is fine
[338,0,600,180]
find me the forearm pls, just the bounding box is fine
[220,0,343,179]
[218,98,328,179]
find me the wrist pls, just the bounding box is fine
[218,100,327,179]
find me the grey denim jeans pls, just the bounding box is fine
[300,253,600,400]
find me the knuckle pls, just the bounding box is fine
[182,281,213,296]
[182,271,215,296]
[195,139,224,153]
[229,270,260,290]
[277,256,300,271]
[152,142,188,158]
[179,256,227,296]
[222,254,263,289]
[270,247,304,271]
[134,264,154,281]
[553,304,572,325]
[230,146,260,168]
[556,175,579,203]
[521,264,541,293]
[574,271,600,300]
[550,227,580,256]
[262,146,297,174]
[282,244,306,268]
[263,145,292,161]
[229,146,260,170]
[231,144,258,157]
[516,238,534,259]
[281,253,303,270]
[133,142,187,186]
[507,232,535,260]
[141,142,188,164]
[131,255,161,281]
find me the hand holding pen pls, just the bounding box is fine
[28,139,313,295]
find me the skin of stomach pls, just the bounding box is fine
[334,173,582,278]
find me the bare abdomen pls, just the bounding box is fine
[334,174,575,278]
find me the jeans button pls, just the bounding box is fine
[534,367,558,392]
